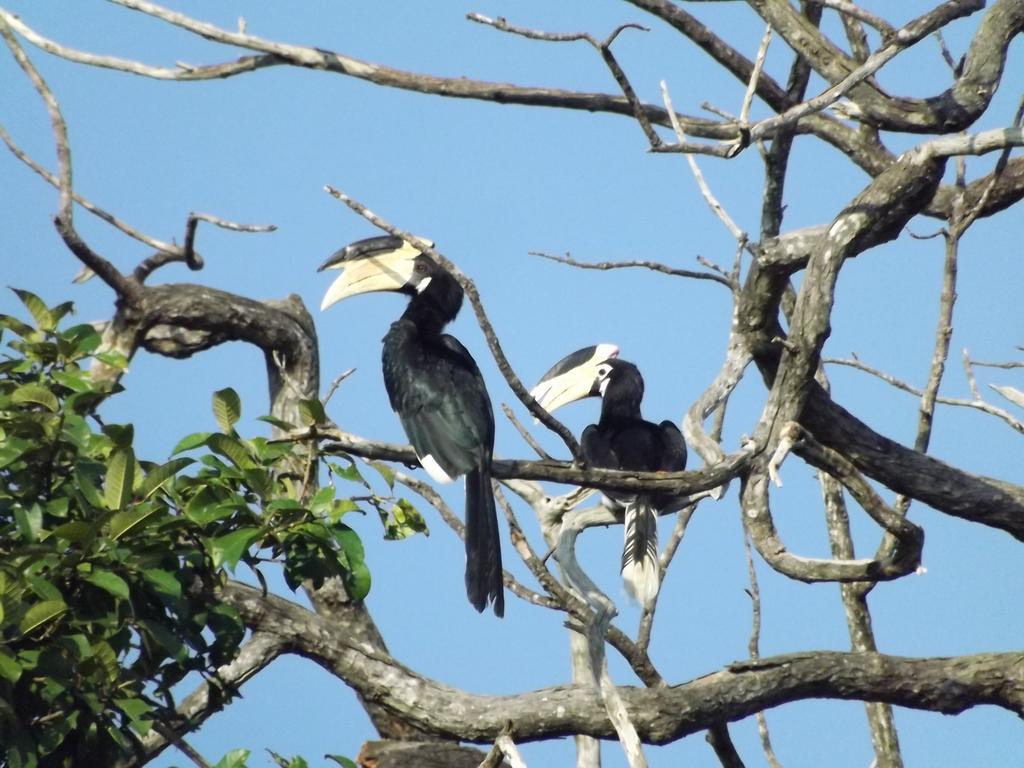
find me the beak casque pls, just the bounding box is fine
[530,343,619,413]
[318,236,432,311]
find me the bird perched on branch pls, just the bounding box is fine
[531,344,686,606]
[319,235,503,617]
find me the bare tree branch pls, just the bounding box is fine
[529,249,734,289]
[198,582,1024,743]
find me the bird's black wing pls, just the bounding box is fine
[581,423,620,469]
[434,336,503,616]
[658,420,687,472]
[383,331,503,615]
[383,332,493,481]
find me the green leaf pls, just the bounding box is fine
[265,498,304,514]
[325,498,360,522]
[138,619,186,660]
[0,312,35,338]
[172,431,213,454]
[346,560,371,601]
[49,520,95,544]
[19,599,67,635]
[109,505,161,539]
[14,504,43,542]
[142,568,182,599]
[327,459,369,488]
[0,649,22,683]
[382,498,428,540]
[116,696,153,735]
[207,433,255,469]
[297,397,327,426]
[212,387,242,432]
[89,640,120,681]
[138,456,194,500]
[64,323,101,355]
[242,467,273,499]
[256,414,295,431]
[94,349,129,370]
[51,368,91,393]
[104,447,135,510]
[102,423,134,449]
[25,576,63,603]
[325,757,358,768]
[12,288,54,330]
[115,697,151,721]
[207,527,262,571]
[213,749,252,768]
[368,460,396,490]
[84,570,130,601]
[48,300,75,325]
[65,389,107,415]
[74,467,105,509]
[11,383,59,412]
[310,486,337,517]
[333,524,364,561]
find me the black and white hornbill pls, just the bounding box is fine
[531,345,686,606]
[319,235,504,617]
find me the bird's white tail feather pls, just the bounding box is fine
[621,501,659,606]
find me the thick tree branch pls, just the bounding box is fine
[211,583,1024,744]
[745,0,1023,134]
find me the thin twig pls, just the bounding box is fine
[824,357,1024,435]
[805,0,897,39]
[153,727,211,768]
[893,202,960,519]
[0,15,142,302]
[740,26,773,127]
[529,250,734,289]
[0,17,70,218]
[662,80,754,251]
[962,348,981,401]
[970,359,1024,370]
[502,403,554,461]
[743,534,783,768]
[933,30,960,75]
[0,123,183,256]
[595,27,661,150]
[322,368,357,407]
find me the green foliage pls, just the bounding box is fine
[379,498,429,541]
[325,458,428,542]
[212,749,252,768]
[0,293,372,767]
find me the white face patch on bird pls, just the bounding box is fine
[597,363,614,397]
[318,236,434,311]
[530,343,620,414]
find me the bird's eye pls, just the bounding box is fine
[597,365,611,379]
[414,261,427,273]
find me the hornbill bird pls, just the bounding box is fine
[531,344,686,606]
[319,235,504,617]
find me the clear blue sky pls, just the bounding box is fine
[3,2,1023,766]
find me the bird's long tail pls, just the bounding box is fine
[465,465,504,617]
[622,500,659,607]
